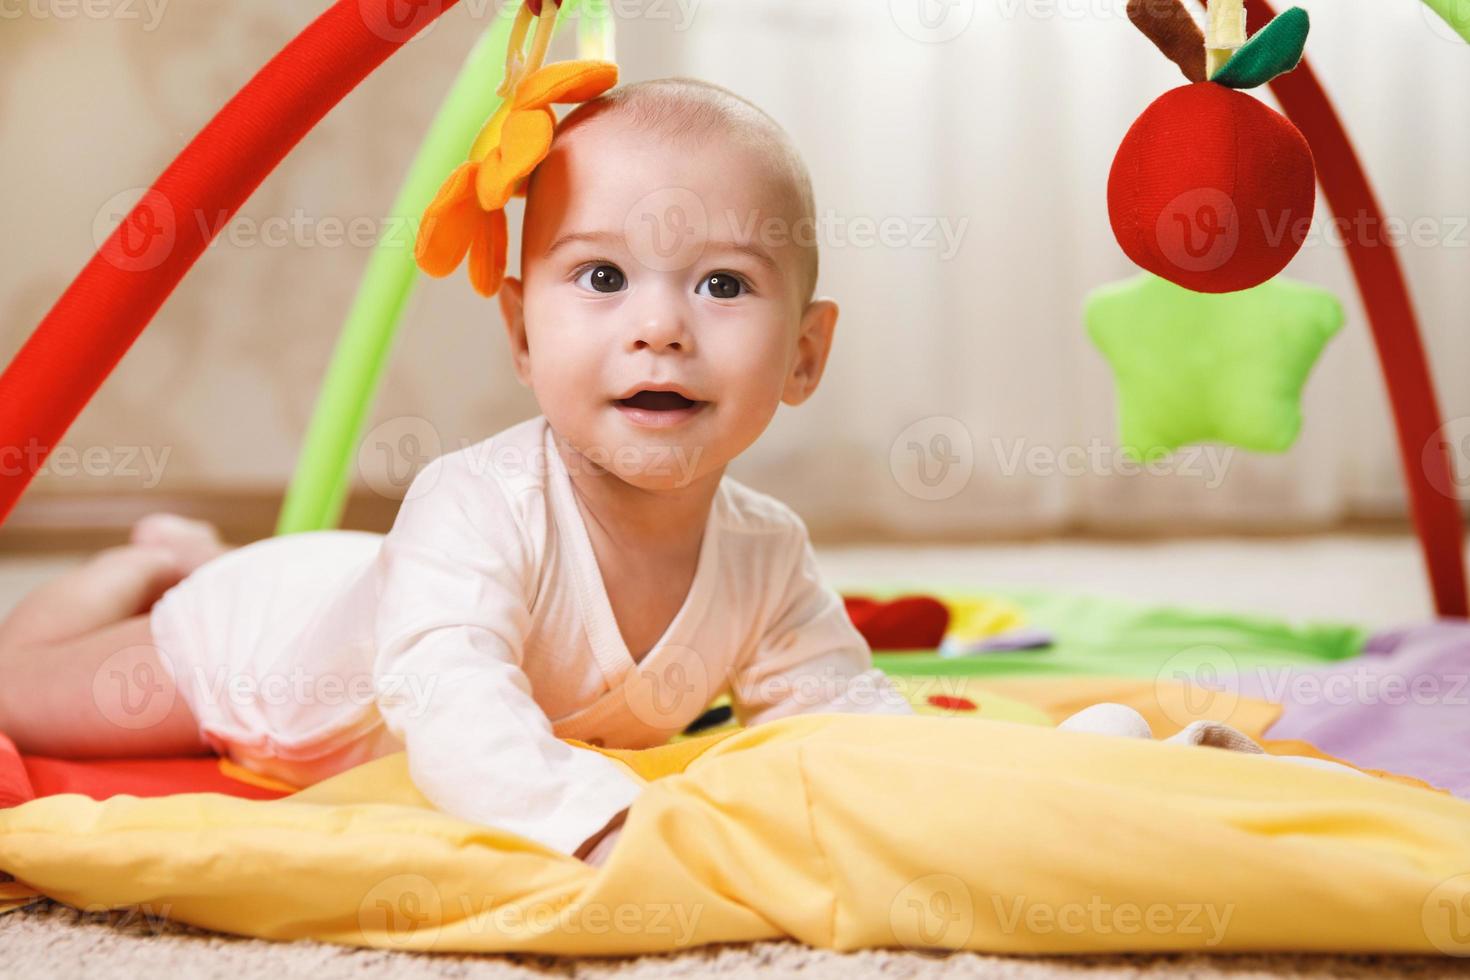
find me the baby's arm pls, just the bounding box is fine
[728,515,915,727]
[373,453,642,858]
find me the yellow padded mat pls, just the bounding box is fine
[3,711,1470,956]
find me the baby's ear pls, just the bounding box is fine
[782,298,839,406]
[497,276,532,387]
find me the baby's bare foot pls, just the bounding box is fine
[129,513,229,576]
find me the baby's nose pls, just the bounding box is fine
[628,309,690,352]
[634,334,684,351]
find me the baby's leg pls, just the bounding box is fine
[129,513,228,577]
[0,543,184,651]
[0,513,226,649]
[0,515,230,758]
[0,613,210,758]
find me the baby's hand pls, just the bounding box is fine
[575,807,629,867]
[582,825,623,867]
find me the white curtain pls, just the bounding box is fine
[606,0,1470,536]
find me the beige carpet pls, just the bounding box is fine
[7,898,1470,978]
[2,536,1465,975]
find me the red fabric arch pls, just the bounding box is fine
[0,0,460,524]
[1234,0,1466,616]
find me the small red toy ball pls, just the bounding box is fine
[1107,82,1316,294]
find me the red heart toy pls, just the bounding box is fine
[843,595,950,650]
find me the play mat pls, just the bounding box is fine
[5,586,1470,957]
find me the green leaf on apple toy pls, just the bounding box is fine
[1212,7,1310,90]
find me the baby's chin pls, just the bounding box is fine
[576,443,719,493]
[557,410,725,492]
[609,465,712,493]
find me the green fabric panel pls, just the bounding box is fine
[866,584,1366,679]
[1212,7,1310,89]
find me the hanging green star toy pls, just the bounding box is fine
[1086,273,1343,459]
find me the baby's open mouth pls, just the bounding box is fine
[615,390,702,412]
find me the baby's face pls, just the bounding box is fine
[498,117,832,491]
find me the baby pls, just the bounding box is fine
[0,78,914,865]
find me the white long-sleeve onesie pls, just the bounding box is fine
[150,415,913,857]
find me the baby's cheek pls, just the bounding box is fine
[526,355,606,440]
[530,334,599,391]
[714,318,789,382]
[711,372,786,451]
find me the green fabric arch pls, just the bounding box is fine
[276,0,611,534]
[1424,0,1470,42]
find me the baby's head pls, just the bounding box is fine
[497,77,834,491]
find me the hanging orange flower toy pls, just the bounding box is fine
[414,0,618,297]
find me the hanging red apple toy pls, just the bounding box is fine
[1107,0,1316,294]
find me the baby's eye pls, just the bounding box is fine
[575,263,627,293]
[696,273,747,300]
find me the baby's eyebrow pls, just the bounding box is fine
[705,240,781,276]
[544,229,781,275]
[545,230,620,258]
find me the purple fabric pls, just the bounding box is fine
[941,628,1056,656]
[972,627,1056,653]
[1236,619,1470,797]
